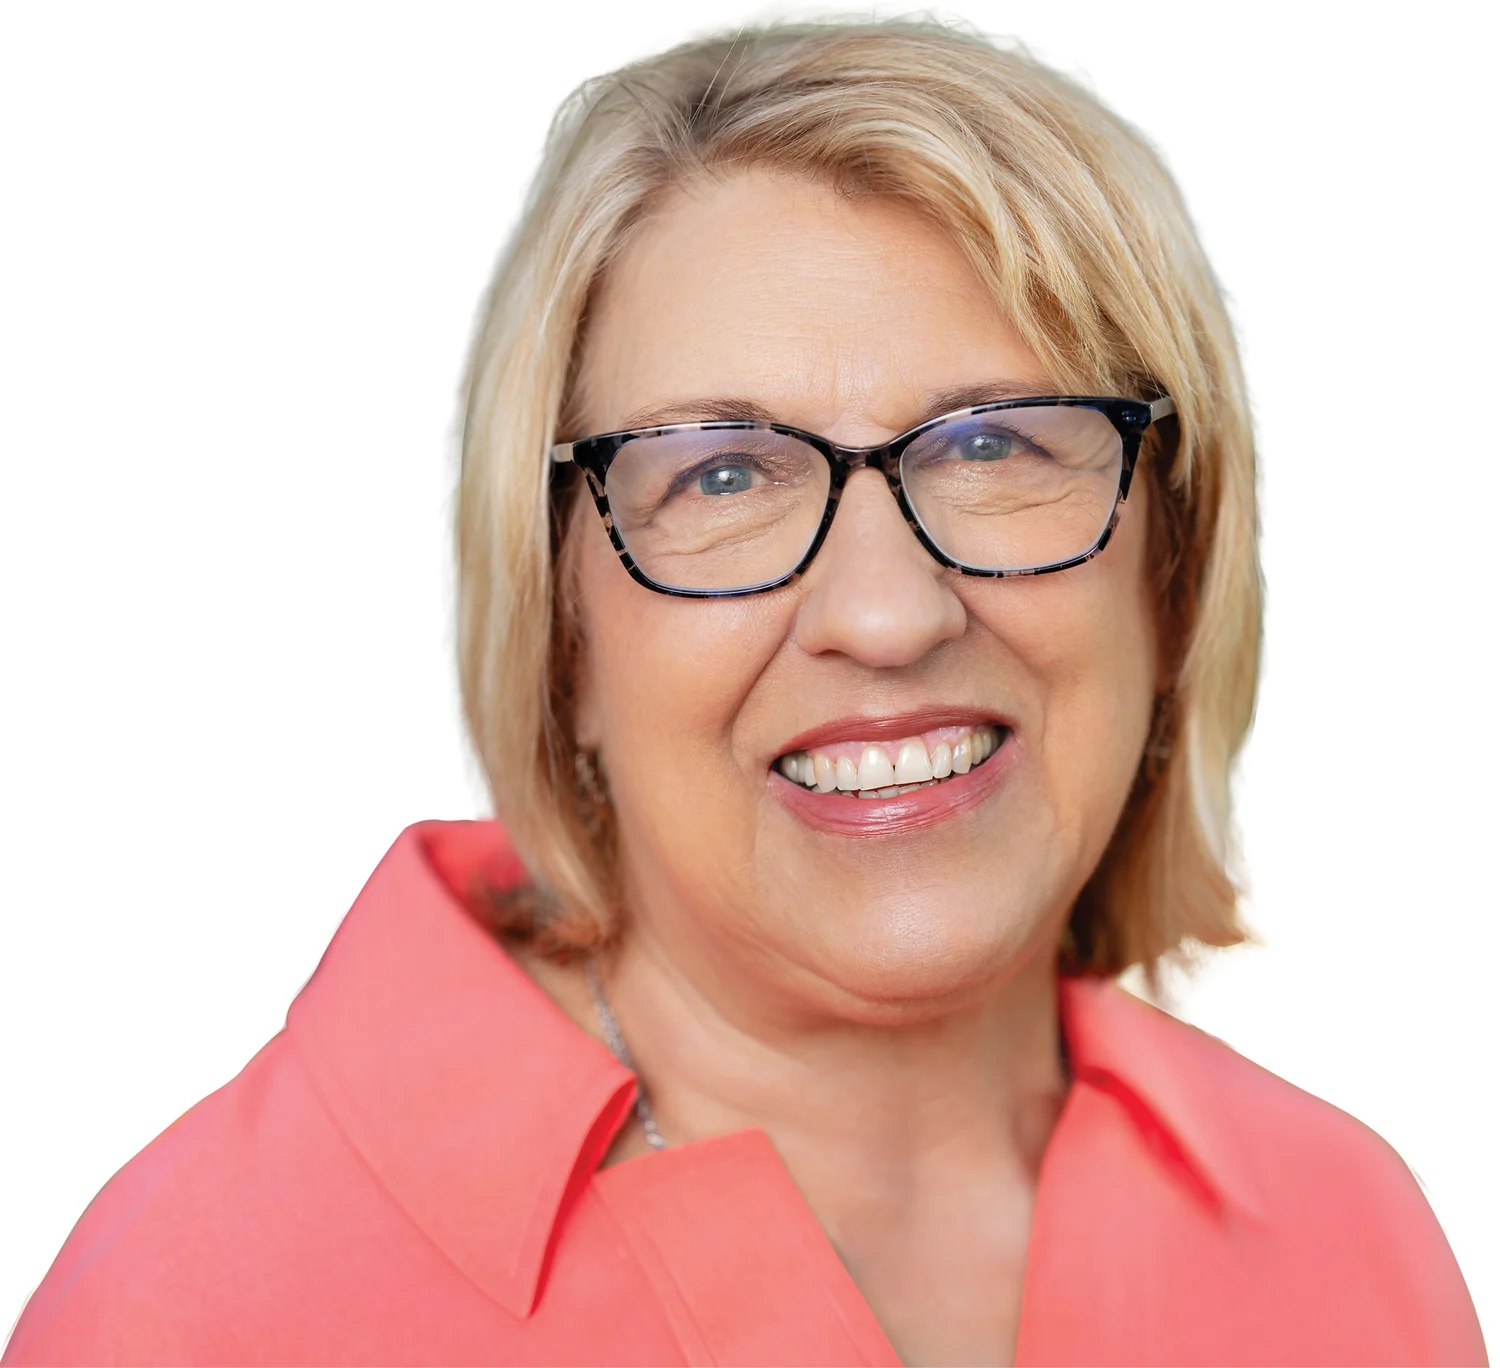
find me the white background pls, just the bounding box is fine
[2,0,1495,1350]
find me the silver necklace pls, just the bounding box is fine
[586,955,668,1151]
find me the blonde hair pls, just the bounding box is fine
[457,18,1261,974]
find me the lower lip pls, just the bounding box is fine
[769,732,1016,837]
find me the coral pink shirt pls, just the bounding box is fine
[5,821,1485,1365]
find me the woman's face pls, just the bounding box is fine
[570,171,1158,1015]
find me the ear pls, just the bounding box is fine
[1136,452,1189,700]
[573,648,602,752]
[1140,417,1189,700]
[557,486,603,751]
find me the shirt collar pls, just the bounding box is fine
[286,820,1265,1322]
[1059,973,1268,1224]
[285,820,637,1319]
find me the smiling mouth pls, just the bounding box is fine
[774,724,1008,799]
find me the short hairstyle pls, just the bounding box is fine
[457,18,1261,975]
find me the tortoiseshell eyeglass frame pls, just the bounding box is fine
[549,395,1176,599]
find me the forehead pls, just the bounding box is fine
[577,170,1051,435]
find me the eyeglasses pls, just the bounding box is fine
[550,395,1175,598]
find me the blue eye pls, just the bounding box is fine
[699,465,755,494]
[958,431,1013,462]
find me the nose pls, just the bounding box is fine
[792,468,966,667]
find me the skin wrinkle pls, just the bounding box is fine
[522,170,1158,1367]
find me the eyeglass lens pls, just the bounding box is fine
[602,405,1124,593]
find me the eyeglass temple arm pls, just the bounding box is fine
[550,442,575,463]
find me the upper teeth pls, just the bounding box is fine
[777,726,1004,797]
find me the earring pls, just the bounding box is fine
[1143,692,1174,781]
[575,748,606,802]
[573,747,611,844]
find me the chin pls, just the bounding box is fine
[773,884,1060,1017]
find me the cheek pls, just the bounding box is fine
[964,505,1158,840]
[572,515,785,849]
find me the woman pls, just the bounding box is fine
[4,19,1484,1367]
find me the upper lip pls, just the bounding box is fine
[773,707,1014,760]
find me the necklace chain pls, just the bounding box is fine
[586,955,668,1151]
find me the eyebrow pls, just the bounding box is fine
[618,396,781,428]
[919,378,1061,412]
[615,379,1061,433]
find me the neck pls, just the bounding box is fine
[515,902,1072,1366]
[598,910,1070,1187]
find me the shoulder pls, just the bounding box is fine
[1080,980,1486,1361]
[1141,993,1430,1215]
[4,1031,378,1365]
[1072,977,1430,1207]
